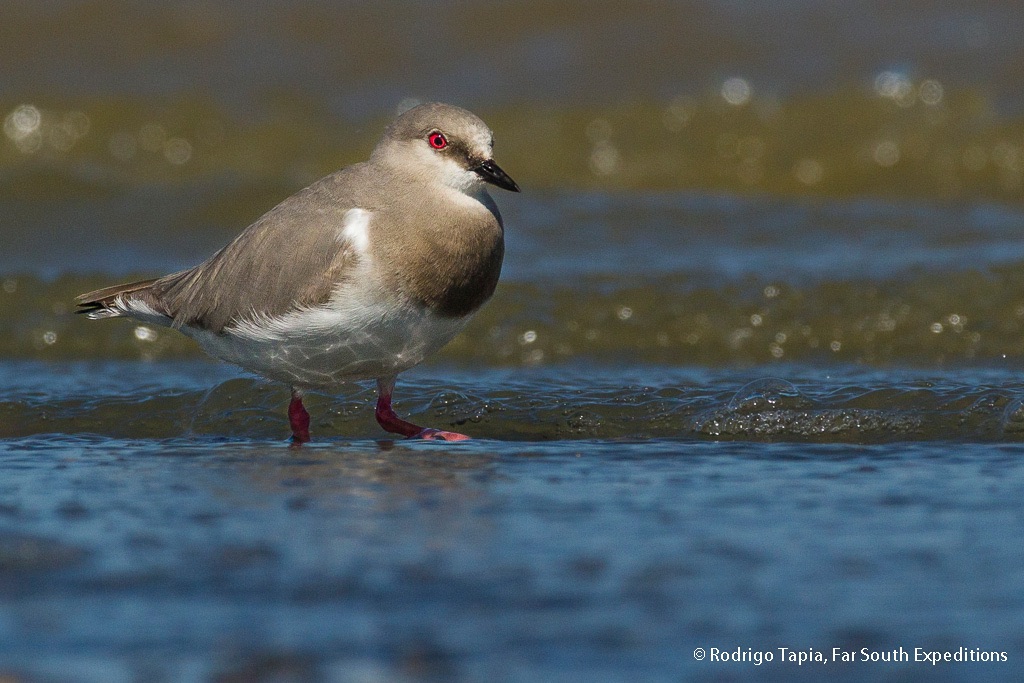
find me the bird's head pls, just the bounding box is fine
[373,102,520,194]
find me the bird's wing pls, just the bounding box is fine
[78,168,371,332]
[157,171,371,332]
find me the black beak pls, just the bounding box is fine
[473,159,520,192]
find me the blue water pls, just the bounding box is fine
[2,434,1022,682]
[2,361,1024,681]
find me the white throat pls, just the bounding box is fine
[437,156,485,194]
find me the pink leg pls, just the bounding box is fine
[288,387,311,444]
[374,377,470,441]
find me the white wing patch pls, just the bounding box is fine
[340,208,371,253]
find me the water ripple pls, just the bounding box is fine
[7,364,1024,444]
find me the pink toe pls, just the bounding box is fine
[414,428,471,442]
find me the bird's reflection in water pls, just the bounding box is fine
[199,438,502,510]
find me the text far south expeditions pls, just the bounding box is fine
[708,647,1008,665]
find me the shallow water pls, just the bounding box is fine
[8,187,1024,683]
[4,1,1024,681]
[10,361,1024,444]
[4,362,1024,682]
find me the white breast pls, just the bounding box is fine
[184,282,469,390]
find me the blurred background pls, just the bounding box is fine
[5,0,1024,198]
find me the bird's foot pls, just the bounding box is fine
[375,378,472,441]
[412,428,471,442]
[288,390,311,444]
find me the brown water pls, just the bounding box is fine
[3,2,1024,682]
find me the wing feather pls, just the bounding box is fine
[77,167,370,332]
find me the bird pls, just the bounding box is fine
[76,102,519,444]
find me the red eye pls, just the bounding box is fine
[428,132,448,149]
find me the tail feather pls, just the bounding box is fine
[75,278,160,318]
